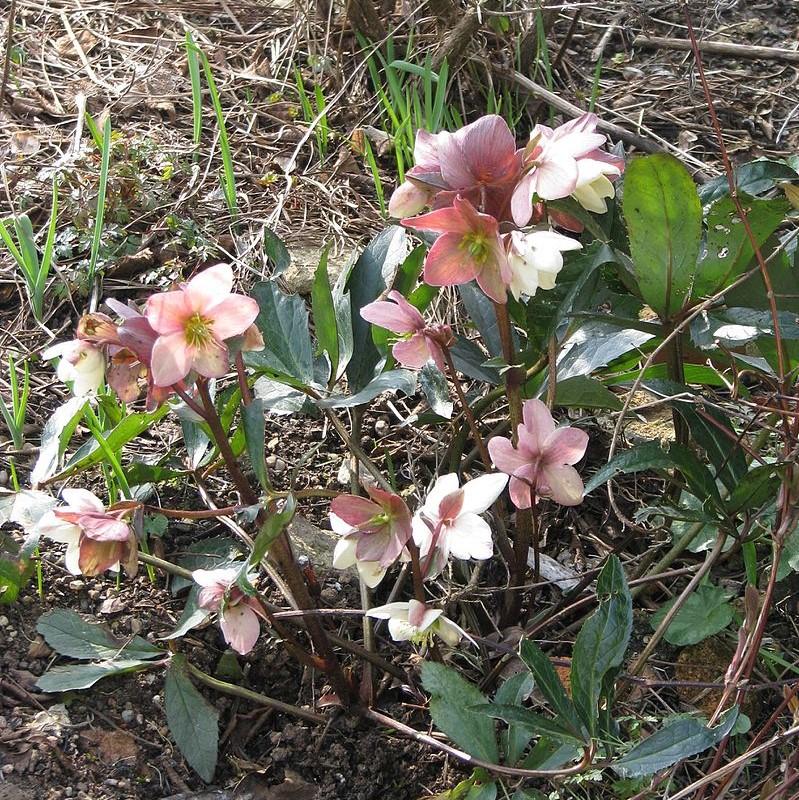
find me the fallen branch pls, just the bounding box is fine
[634,34,799,64]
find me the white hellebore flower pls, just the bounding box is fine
[367,600,462,646]
[506,229,582,301]
[330,513,389,588]
[412,472,508,578]
[572,157,622,214]
[42,339,105,396]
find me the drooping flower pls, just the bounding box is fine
[505,229,582,300]
[192,567,267,655]
[145,264,259,386]
[488,398,588,509]
[412,472,508,578]
[571,150,624,214]
[390,115,522,221]
[36,489,137,576]
[41,340,105,397]
[367,599,463,646]
[330,486,413,569]
[403,197,512,304]
[360,290,453,371]
[511,113,615,226]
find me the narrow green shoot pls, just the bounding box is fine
[185,31,203,153]
[588,57,603,112]
[362,137,385,216]
[314,84,329,159]
[0,355,30,450]
[87,116,112,285]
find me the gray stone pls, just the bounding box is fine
[278,245,350,296]
[288,515,344,573]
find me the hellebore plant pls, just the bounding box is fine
[367,599,463,646]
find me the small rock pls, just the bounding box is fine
[337,459,351,486]
[267,437,279,450]
[68,580,85,591]
[272,457,287,474]
[129,618,142,634]
[266,454,277,467]
[320,587,337,605]
[0,616,9,627]
[374,418,390,437]
[64,788,73,797]
[0,469,8,486]
[120,709,135,724]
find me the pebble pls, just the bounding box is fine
[272,457,287,474]
[2,764,14,775]
[0,616,9,627]
[0,469,8,486]
[130,618,142,634]
[68,580,85,591]
[64,788,73,798]
[320,587,337,605]
[121,709,135,724]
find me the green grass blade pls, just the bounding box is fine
[35,180,59,316]
[362,138,385,216]
[87,116,112,284]
[185,32,203,151]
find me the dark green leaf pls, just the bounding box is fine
[263,228,290,276]
[165,655,219,782]
[246,281,315,383]
[421,661,499,762]
[570,555,632,734]
[419,363,453,418]
[494,672,534,765]
[242,398,269,492]
[37,609,163,661]
[450,336,500,384]
[36,658,156,692]
[163,586,209,639]
[584,442,677,494]
[471,704,584,745]
[345,226,408,392]
[651,583,734,646]
[252,376,308,416]
[613,708,739,778]
[623,154,702,318]
[698,159,798,203]
[171,537,245,595]
[519,738,581,771]
[312,246,339,380]
[392,245,426,296]
[555,376,622,410]
[318,369,416,408]
[250,495,295,564]
[459,282,506,357]
[125,463,186,485]
[518,640,585,740]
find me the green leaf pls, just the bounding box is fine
[421,661,499,762]
[570,555,632,734]
[125,462,186,485]
[613,708,739,778]
[37,658,157,692]
[246,281,315,383]
[459,282,506,357]
[312,246,339,381]
[584,442,678,495]
[165,655,219,782]
[698,159,798,203]
[263,228,291,276]
[494,672,534,765]
[30,396,87,485]
[162,586,209,639]
[471,704,585,745]
[650,583,734,646]
[345,226,408,392]
[250,496,295,564]
[450,335,500,384]
[318,369,417,408]
[171,537,245,595]
[37,609,163,661]
[419,363,453,418]
[623,154,702,318]
[392,245,426,297]
[242,398,269,492]
[555,376,622,410]
[0,532,35,604]
[519,738,581,771]
[518,640,585,740]
[693,195,788,299]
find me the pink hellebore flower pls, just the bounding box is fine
[193,567,267,655]
[505,229,582,300]
[330,486,413,569]
[42,340,105,397]
[367,600,462,646]
[511,113,612,226]
[360,290,453,371]
[404,197,512,304]
[488,398,589,509]
[145,264,259,387]
[36,489,137,576]
[412,472,508,578]
[390,115,522,221]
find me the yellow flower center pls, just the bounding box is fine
[184,313,214,348]
[461,232,491,264]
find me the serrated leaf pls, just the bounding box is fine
[623,154,702,318]
[317,369,416,408]
[612,708,739,778]
[36,658,156,692]
[421,661,499,762]
[242,398,269,491]
[37,609,163,661]
[165,656,219,782]
[651,583,734,646]
[246,281,315,383]
[419,362,453,418]
[570,555,632,734]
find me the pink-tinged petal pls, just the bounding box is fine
[459,115,518,183]
[118,317,158,363]
[61,488,105,513]
[448,513,493,560]
[460,472,508,515]
[241,324,265,352]
[544,427,589,466]
[508,472,535,510]
[361,295,423,334]
[192,567,238,587]
[145,291,191,335]
[511,173,537,227]
[475,262,509,304]
[522,399,556,442]
[366,602,409,621]
[107,360,141,403]
[79,513,131,542]
[105,298,142,320]
[189,338,230,379]
[208,295,260,340]
[435,129,474,188]
[197,584,224,610]
[78,538,122,576]
[37,512,81,544]
[541,463,584,506]
[220,604,260,654]
[402,206,473,235]
[530,157,579,201]
[413,129,441,167]
[185,264,234,313]
[330,495,379,528]
[150,332,192,386]
[412,514,434,554]
[355,529,392,564]
[332,536,357,570]
[330,513,354,535]
[423,233,479,288]
[423,473,461,516]
[392,333,434,369]
[411,600,444,632]
[488,436,529,475]
[389,181,429,218]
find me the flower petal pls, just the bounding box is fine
[392,334,434,369]
[220,603,260,654]
[330,495,379,528]
[185,264,234,313]
[60,488,104,513]
[190,337,230,379]
[145,290,191,335]
[447,513,494,560]
[208,296,260,340]
[79,514,131,542]
[150,331,192,386]
[541,463,585,506]
[357,560,387,588]
[460,472,509,514]
[423,234,479,288]
[544,427,589,466]
[488,436,529,475]
[78,538,122,575]
[508,473,534,510]
[522,399,556,442]
[389,180,429,218]
[332,536,357,570]
[423,473,461,516]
